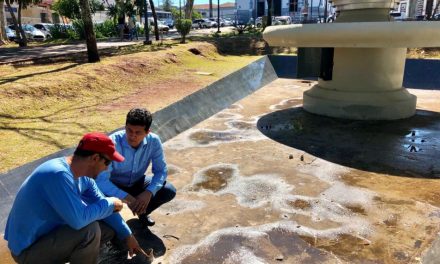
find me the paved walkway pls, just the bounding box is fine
[0,27,234,64]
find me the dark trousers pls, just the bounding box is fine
[112,176,176,216]
[12,221,114,264]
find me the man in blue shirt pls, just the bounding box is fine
[4,132,149,264]
[97,108,176,227]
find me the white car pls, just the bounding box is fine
[33,23,54,39]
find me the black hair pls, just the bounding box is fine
[126,108,153,131]
[73,148,97,158]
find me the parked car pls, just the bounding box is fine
[33,23,54,38]
[5,26,16,41]
[208,18,219,27]
[192,19,204,29]
[222,18,233,26]
[161,18,174,29]
[148,18,169,32]
[192,18,217,28]
[256,16,292,27]
[8,24,45,41]
[433,14,440,20]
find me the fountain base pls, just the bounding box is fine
[303,85,416,120]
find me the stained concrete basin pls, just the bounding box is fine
[1,56,440,263]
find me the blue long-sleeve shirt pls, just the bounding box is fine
[4,157,132,256]
[96,131,168,199]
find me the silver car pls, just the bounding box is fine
[5,27,16,41]
[8,24,46,41]
[33,23,54,39]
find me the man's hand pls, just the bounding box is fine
[126,235,150,259]
[131,190,152,215]
[109,197,124,212]
[123,194,136,206]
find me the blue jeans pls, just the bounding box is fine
[112,176,176,216]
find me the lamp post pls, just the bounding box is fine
[217,0,221,33]
[179,0,182,19]
[144,0,152,44]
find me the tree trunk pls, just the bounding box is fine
[148,0,159,40]
[266,0,272,26]
[426,0,433,19]
[185,0,193,19]
[78,0,100,62]
[209,0,212,18]
[432,0,440,17]
[5,0,27,46]
[0,0,7,44]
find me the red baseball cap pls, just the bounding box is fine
[77,132,124,162]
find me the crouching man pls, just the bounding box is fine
[4,132,147,264]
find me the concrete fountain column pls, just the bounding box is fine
[263,0,440,120]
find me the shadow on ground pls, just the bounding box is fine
[258,108,440,178]
[98,219,165,264]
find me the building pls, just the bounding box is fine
[4,0,59,25]
[235,0,331,24]
[396,0,440,19]
[193,2,236,19]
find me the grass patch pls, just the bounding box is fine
[0,41,260,173]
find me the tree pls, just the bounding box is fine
[175,18,191,43]
[162,0,172,11]
[52,0,104,20]
[426,0,434,19]
[0,0,7,44]
[4,0,40,47]
[184,0,194,19]
[266,0,273,26]
[209,0,212,18]
[149,0,159,40]
[78,0,100,62]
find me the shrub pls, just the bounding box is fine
[175,19,192,43]
[95,20,118,38]
[49,24,70,39]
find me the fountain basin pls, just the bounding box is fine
[263,22,440,48]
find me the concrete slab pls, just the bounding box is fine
[1,56,440,263]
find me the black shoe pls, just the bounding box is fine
[140,215,155,227]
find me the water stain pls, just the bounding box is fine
[228,121,255,130]
[214,113,236,119]
[383,214,399,227]
[272,99,303,110]
[189,131,238,145]
[345,205,366,215]
[227,104,242,110]
[299,234,379,262]
[267,229,334,263]
[194,166,234,192]
[167,165,180,175]
[393,251,409,261]
[289,199,312,210]
[373,196,415,206]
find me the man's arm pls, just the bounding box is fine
[132,137,167,215]
[146,136,168,196]
[96,165,129,200]
[44,172,116,230]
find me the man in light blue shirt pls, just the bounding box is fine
[4,132,148,264]
[97,108,176,227]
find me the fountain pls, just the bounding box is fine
[263,0,440,120]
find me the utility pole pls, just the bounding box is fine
[217,0,221,33]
